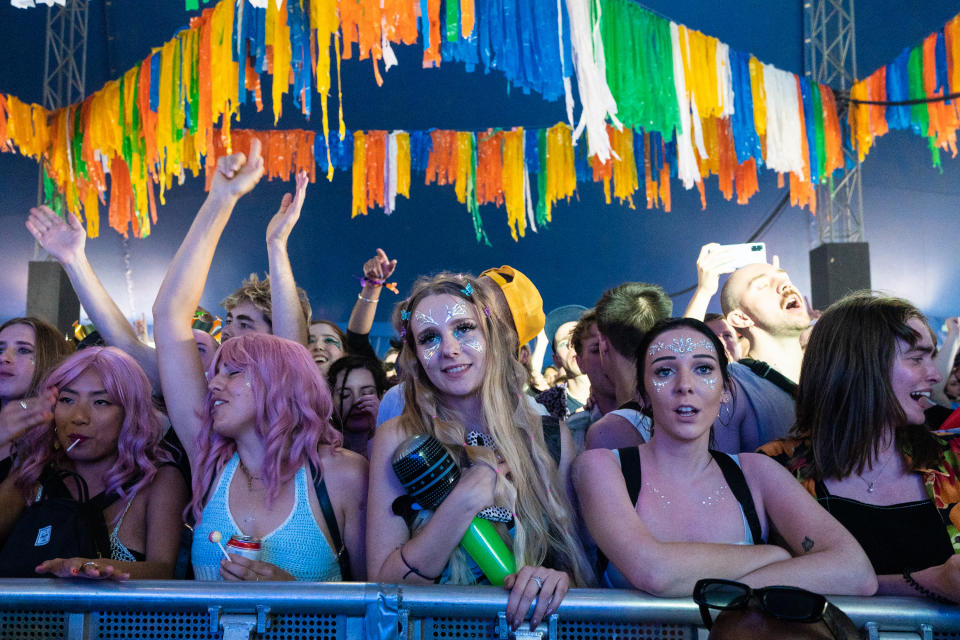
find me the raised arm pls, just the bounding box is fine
[347,248,398,336]
[266,170,309,346]
[683,243,736,320]
[152,140,265,467]
[26,206,161,388]
[736,453,877,595]
[573,448,793,596]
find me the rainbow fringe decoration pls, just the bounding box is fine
[1,0,959,242]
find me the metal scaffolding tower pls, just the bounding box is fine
[33,0,87,247]
[803,0,864,245]
[41,0,88,111]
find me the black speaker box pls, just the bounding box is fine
[808,242,871,311]
[26,261,80,336]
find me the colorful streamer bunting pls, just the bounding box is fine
[4,0,959,244]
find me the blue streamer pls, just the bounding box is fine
[634,128,646,186]
[149,53,161,113]
[314,134,329,174]
[799,77,819,184]
[251,5,267,73]
[410,130,433,172]
[574,135,590,182]
[885,49,911,130]
[730,50,763,164]
[524,128,539,174]
[335,131,354,171]
[288,0,312,117]
[420,0,431,55]
[234,3,247,106]
[442,29,480,72]
[936,30,949,99]
[664,137,678,179]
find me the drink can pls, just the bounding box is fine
[226,535,263,561]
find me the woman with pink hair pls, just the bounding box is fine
[0,347,187,579]
[152,141,367,582]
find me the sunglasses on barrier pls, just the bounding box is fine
[694,579,858,640]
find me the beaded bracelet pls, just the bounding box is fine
[360,276,386,288]
[399,545,440,582]
[903,569,954,604]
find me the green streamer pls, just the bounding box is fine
[536,129,548,227]
[189,32,200,136]
[71,107,87,180]
[600,0,678,136]
[466,133,489,245]
[172,38,183,144]
[811,83,826,180]
[446,0,459,43]
[42,166,65,216]
[907,46,928,138]
[185,0,198,10]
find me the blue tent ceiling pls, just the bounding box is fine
[1,0,959,328]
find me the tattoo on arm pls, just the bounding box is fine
[801,536,814,553]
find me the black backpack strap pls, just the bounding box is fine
[540,415,562,466]
[596,447,642,580]
[710,450,763,544]
[738,358,798,398]
[311,464,351,581]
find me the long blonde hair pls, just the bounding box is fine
[393,273,594,586]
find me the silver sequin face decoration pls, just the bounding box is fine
[648,336,716,356]
[651,380,667,393]
[446,302,468,323]
[702,377,718,390]
[414,310,441,361]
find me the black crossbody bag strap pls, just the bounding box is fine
[709,450,763,544]
[312,467,352,581]
[596,447,643,579]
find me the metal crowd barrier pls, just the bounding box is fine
[0,580,957,640]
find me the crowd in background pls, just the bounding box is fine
[2,140,960,636]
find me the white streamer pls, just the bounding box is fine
[716,43,735,118]
[763,64,805,176]
[385,132,398,215]
[564,0,622,163]
[670,23,700,189]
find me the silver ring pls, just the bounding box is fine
[19,400,28,410]
[530,576,544,591]
[81,561,98,571]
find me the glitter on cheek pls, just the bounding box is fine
[421,343,440,361]
[459,336,484,353]
[702,377,718,390]
[652,380,667,393]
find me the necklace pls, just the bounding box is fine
[237,458,263,492]
[857,450,897,493]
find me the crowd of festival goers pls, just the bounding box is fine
[3,139,960,635]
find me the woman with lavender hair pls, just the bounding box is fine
[152,140,367,582]
[0,347,187,579]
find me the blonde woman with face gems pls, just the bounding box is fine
[367,273,594,634]
[574,318,876,598]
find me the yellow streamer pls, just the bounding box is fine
[501,128,525,240]
[395,131,411,198]
[455,131,472,205]
[352,131,367,217]
[269,0,292,124]
[545,123,576,222]
[748,56,767,138]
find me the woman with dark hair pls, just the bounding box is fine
[0,347,186,579]
[327,355,387,458]
[575,317,876,597]
[367,273,594,633]
[761,292,960,602]
[0,317,75,481]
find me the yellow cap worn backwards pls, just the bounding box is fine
[479,265,545,346]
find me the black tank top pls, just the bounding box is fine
[814,481,954,575]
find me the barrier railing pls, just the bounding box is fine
[0,579,956,640]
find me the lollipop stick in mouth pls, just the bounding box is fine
[66,438,82,452]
